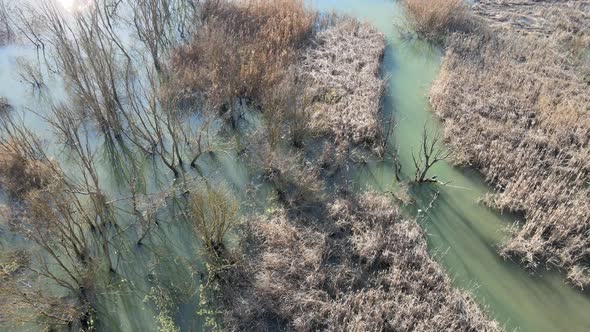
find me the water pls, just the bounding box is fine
[1,0,590,331]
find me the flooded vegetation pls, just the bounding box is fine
[0,0,588,331]
[414,0,590,289]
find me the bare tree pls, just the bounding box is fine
[412,124,450,183]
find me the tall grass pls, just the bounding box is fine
[189,187,238,255]
[429,1,590,288]
[170,0,315,112]
[402,0,472,42]
[217,193,500,331]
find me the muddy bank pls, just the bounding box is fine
[430,0,590,287]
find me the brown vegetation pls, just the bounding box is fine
[216,193,499,331]
[298,18,385,147]
[401,0,473,42]
[428,1,590,287]
[0,139,55,199]
[170,0,315,117]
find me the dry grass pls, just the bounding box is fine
[189,187,238,255]
[169,0,315,112]
[402,0,473,42]
[216,192,499,331]
[298,18,385,148]
[252,144,324,208]
[0,139,56,199]
[430,1,590,288]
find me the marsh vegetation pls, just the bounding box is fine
[404,0,590,288]
[0,0,588,330]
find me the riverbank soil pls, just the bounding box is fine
[429,0,590,287]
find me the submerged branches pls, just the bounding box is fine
[0,113,113,330]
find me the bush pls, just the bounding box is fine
[169,0,315,112]
[299,19,385,147]
[0,139,56,199]
[402,0,472,42]
[189,187,238,255]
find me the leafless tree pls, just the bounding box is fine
[412,124,450,183]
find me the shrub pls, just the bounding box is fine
[402,0,472,42]
[0,139,56,199]
[189,187,238,255]
[169,0,315,112]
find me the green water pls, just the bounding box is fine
[1,0,590,331]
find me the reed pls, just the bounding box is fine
[170,0,315,114]
[402,0,472,42]
[429,0,590,288]
[216,193,500,331]
[189,187,238,256]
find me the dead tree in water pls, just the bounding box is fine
[412,125,450,183]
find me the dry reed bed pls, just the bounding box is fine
[0,140,56,199]
[428,1,590,287]
[298,19,385,147]
[170,0,315,113]
[218,193,499,331]
[473,0,590,42]
[402,0,474,43]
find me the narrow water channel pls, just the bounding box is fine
[311,0,590,331]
